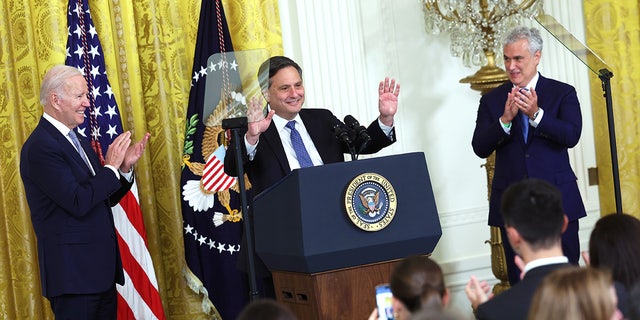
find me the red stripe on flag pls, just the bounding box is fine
[119,191,149,245]
[117,225,165,319]
[202,155,235,191]
[117,293,136,319]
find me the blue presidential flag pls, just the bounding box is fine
[179,1,251,319]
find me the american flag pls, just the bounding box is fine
[65,0,165,319]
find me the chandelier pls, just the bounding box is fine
[423,0,543,69]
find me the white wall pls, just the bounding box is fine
[278,0,601,317]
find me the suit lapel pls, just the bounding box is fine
[261,121,291,173]
[40,119,89,170]
[299,111,330,163]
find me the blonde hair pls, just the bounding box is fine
[39,65,83,106]
[528,267,617,320]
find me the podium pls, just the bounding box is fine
[253,152,441,319]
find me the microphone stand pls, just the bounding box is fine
[221,116,260,301]
[599,69,622,214]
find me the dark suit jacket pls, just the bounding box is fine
[225,108,396,196]
[471,74,586,227]
[20,117,130,298]
[476,263,571,320]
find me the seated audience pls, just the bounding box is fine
[236,298,297,320]
[527,266,623,320]
[584,212,640,316]
[465,178,571,320]
[369,255,450,320]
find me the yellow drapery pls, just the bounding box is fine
[0,0,282,318]
[583,1,640,218]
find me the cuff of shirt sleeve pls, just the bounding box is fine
[377,118,395,139]
[119,167,134,182]
[244,134,258,160]
[500,117,512,133]
[529,108,544,127]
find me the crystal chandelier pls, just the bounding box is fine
[423,0,543,68]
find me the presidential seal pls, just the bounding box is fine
[344,173,397,231]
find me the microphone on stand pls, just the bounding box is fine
[332,118,352,145]
[330,117,356,160]
[344,115,371,154]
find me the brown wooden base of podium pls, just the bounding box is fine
[272,260,400,320]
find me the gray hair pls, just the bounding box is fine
[39,65,83,106]
[503,26,543,56]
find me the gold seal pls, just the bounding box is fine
[344,173,397,231]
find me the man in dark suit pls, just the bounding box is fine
[224,55,400,196]
[465,178,572,320]
[224,56,399,297]
[20,65,150,319]
[471,26,586,285]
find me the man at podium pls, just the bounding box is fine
[224,55,400,196]
[223,55,400,298]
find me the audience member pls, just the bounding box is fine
[527,266,623,320]
[369,255,450,320]
[465,178,571,320]
[236,298,297,320]
[583,213,640,316]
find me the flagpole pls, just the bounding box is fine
[222,117,260,301]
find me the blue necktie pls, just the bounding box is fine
[519,87,530,144]
[521,111,529,144]
[68,130,93,170]
[286,120,313,168]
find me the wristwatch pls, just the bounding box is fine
[530,109,540,121]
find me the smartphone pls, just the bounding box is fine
[375,283,394,320]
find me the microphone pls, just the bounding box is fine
[331,117,352,144]
[344,115,371,150]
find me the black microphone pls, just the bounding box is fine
[331,117,352,144]
[344,115,371,149]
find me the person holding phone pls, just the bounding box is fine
[369,255,450,320]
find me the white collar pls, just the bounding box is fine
[273,113,303,131]
[523,256,568,275]
[514,72,540,90]
[43,112,73,137]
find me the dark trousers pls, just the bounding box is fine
[48,285,117,320]
[501,219,580,285]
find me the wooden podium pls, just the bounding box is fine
[253,152,441,319]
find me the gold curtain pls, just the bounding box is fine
[0,0,282,318]
[583,1,640,218]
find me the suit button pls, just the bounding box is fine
[525,153,530,158]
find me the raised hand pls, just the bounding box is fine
[246,95,275,145]
[378,77,400,126]
[465,275,492,310]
